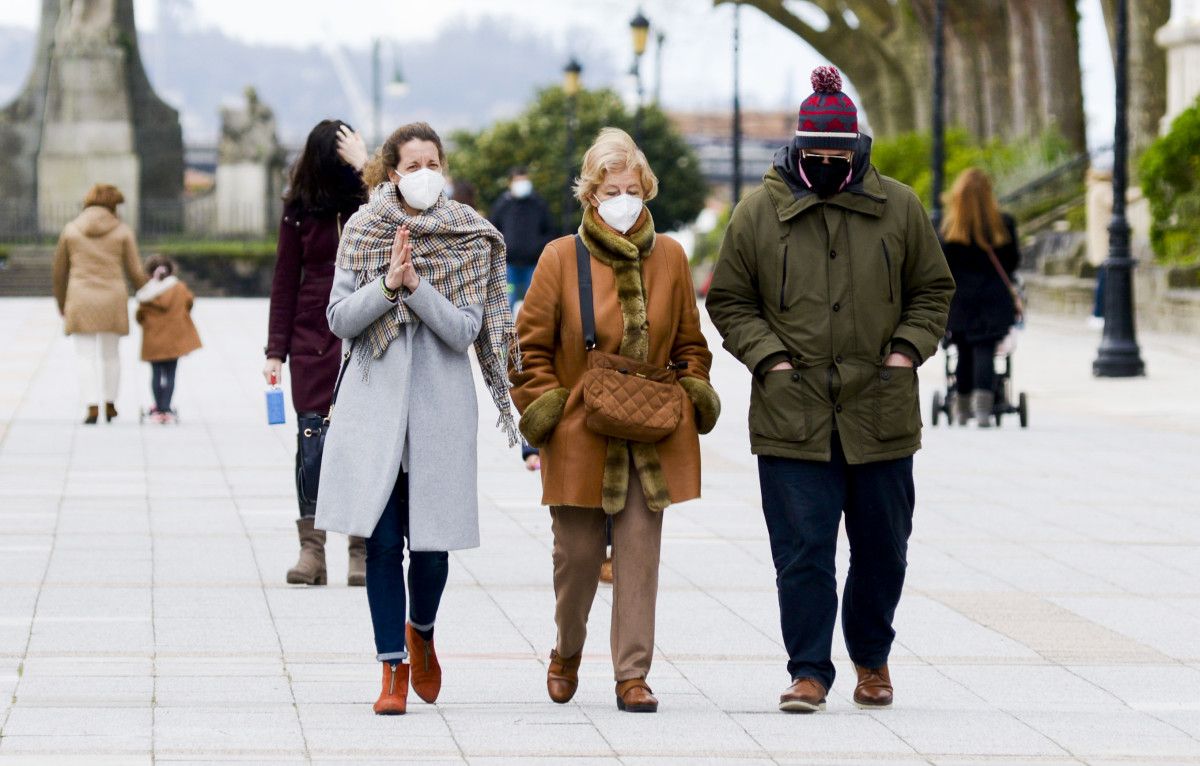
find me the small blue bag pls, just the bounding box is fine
[266,385,285,425]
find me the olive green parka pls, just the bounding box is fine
[705,138,954,464]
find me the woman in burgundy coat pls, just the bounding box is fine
[263,120,369,586]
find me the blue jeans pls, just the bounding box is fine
[507,264,536,310]
[366,471,450,662]
[150,359,178,412]
[757,437,915,691]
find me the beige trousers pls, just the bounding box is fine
[550,467,664,682]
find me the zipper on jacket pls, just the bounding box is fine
[881,239,895,303]
[779,243,789,311]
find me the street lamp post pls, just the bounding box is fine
[732,0,743,205]
[1093,0,1146,377]
[654,30,665,104]
[371,39,409,149]
[930,0,946,231]
[630,9,650,143]
[562,58,583,235]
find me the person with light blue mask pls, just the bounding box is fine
[489,166,557,311]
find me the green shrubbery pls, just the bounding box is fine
[148,240,278,260]
[1139,97,1200,265]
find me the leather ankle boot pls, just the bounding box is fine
[104,402,118,422]
[547,649,582,703]
[406,623,442,703]
[373,662,408,715]
[83,405,99,425]
[853,663,894,708]
[347,536,366,587]
[286,517,327,585]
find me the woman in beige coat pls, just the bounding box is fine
[52,184,147,424]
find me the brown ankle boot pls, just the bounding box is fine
[83,405,99,425]
[547,649,582,703]
[347,536,366,587]
[286,517,327,585]
[104,402,118,422]
[373,662,408,715]
[616,679,658,712]
[406,623,442,703]
[853,663,893,708]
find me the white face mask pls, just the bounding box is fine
[511,179,533,198]
[595,193,643,234]
[396,167,444,211]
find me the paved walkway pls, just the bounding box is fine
[0,296,1198,765]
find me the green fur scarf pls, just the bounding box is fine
[579,207,672,516]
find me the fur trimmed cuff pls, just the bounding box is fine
[519,387,570,447]
[679,377,721,435]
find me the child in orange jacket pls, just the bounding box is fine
[135,256,202,423]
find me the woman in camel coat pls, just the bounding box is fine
[52,183,147,424]
[510,128,720,714]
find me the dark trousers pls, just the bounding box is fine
[757,437,915,690]
[366,471,450,662]
[150,359,178,412]
[953,340,997,395]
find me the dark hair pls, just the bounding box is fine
[509,166,529,178]
[363,122,447,189]
[451,179,479,211]
[143,254,176,277]
[283,119,367,215]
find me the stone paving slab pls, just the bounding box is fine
[0,297,1198,764]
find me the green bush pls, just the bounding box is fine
[692,206,731,266]
[148,240,278,260]
[449,87,707,234]
[1139,97,1200,265]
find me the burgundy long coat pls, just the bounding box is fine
[265,201,359,414]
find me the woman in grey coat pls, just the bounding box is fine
[316,122,517,716]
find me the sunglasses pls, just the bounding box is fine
[801,151,852,162]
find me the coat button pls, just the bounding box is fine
[835,404,843,413]
[832,302,840,312]
[881,370,891,381]
[835,355,843,364]
[829,250,837,259]
[791,372,800,382]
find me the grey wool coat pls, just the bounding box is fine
[314,267,484,550]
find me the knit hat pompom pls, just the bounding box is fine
[810,66,843,94]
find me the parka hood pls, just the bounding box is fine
[764,133,887,222]
[75,206,122,238]
[136,275,180,307]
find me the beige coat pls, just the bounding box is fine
[135,276,203,361]
[52,206,147,336]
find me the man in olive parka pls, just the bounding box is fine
[706,66,954,713]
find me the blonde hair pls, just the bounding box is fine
[941,168,1010,248]
[83,183,125,213]
[573,128,658,209]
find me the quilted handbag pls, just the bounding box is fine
[574,236,684,443]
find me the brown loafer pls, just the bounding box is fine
[615,679,658,712]
[853,664,893,708]
[547,649,582,704]
[779,677,827,713]
[373,662,408,715]
[406,623,441,704]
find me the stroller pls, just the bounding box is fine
[930,332,1028,428]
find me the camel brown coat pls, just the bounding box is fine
[52,207,147,336]
[510,232,713,510]
[135,276,203,361]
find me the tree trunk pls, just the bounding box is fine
[1008,0,1045,137]
[1099,0,1171,154]
[1033,0,1088,153]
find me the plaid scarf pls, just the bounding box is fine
[336,182,520,446]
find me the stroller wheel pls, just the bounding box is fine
[1018,392,1028,428]
[931,391,943,426]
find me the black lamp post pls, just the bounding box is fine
[630,9,650,142]
[1093,0,1145,377]
[731,0,743,205]
[371,39,408,149]
[929,0,946,231]
[654,30,666,104]
[562,57,583,235]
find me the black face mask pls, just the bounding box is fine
[799,155,852,198]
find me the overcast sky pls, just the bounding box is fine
[0,0,1117,148]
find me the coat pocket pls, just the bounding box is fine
[750,368,807,442]
[873,366,920,442]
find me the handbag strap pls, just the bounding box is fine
[325,337,355,423]
[574,235,597,351]
[980,240,1025,317]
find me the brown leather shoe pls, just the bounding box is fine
[373,662,408,715]
[779,677,827,713]
[615,679,658,712]
[104,402,118,422]
[853,664,893,708]
[406,623,441,704]
[547,649,582,704]
[83,405,99,425]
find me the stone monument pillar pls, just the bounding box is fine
[215,87,286,236]
[0,0,183,236]
[1157,0,1200,131]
